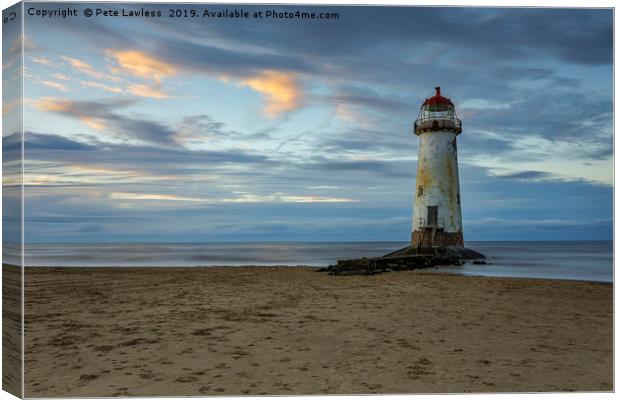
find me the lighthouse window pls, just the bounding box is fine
[457,193,460,204]
[418,186,423,197]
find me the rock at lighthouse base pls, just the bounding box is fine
[322,246,486,276]
[383,245,485,260]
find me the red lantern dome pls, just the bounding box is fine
[423,87,454,107]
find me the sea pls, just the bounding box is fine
[16,241,613,283]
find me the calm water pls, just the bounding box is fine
[21,241,613,283]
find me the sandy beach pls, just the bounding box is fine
[3,264,22,396]
[22,266,612,396]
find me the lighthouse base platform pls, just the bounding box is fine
[411,230,464,248]
[321,245,485,276]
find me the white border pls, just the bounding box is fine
[0,1,616,400]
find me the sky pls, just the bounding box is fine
[4,4,613,243]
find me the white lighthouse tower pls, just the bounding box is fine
[411,87,464,249]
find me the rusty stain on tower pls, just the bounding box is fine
[411,87,464,249]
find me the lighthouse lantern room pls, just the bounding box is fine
[411,87,464,249]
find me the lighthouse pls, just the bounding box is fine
[411,87,464,249]
[328,86,483,274]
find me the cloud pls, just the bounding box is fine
[24,162,180,188]
[33,54,167,97]
[308,157,413,179]
[319,127,414,155]
[2,99,20,116]
[492,170,550,181]
[105,39,312,114]
[40,80,69,92]
[8,34,39,56]
[173,115,237,148]
[240,70,302,115]
[30,64,124,95]
[22,131,274,176]
[80,117,106,131]
[107,49,177,83]
[31,56,61,67]
[22,161,183,189]
[79,80,123,94]
[109,191,356,204]
[221,193,357,203]
[36,98,75,113]
[60,56,93,73]
[327,86,412,127]
[152,35,316,77]
[51,72,71,81]
[128,83,171,99]
[61,55,120,82]
[331,86,410,113]
[23,133,96,151]
[110,192,205,202]
[278,195,356,203]
[2,132,22,153]
[35,98,178,145]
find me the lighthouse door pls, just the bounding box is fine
[427,206,438,227]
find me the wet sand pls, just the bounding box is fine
[23,266,612,396]
[3,264,22,397]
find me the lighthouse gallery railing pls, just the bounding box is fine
[414,117,462,134]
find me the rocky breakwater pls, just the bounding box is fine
[319,246,486,276]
